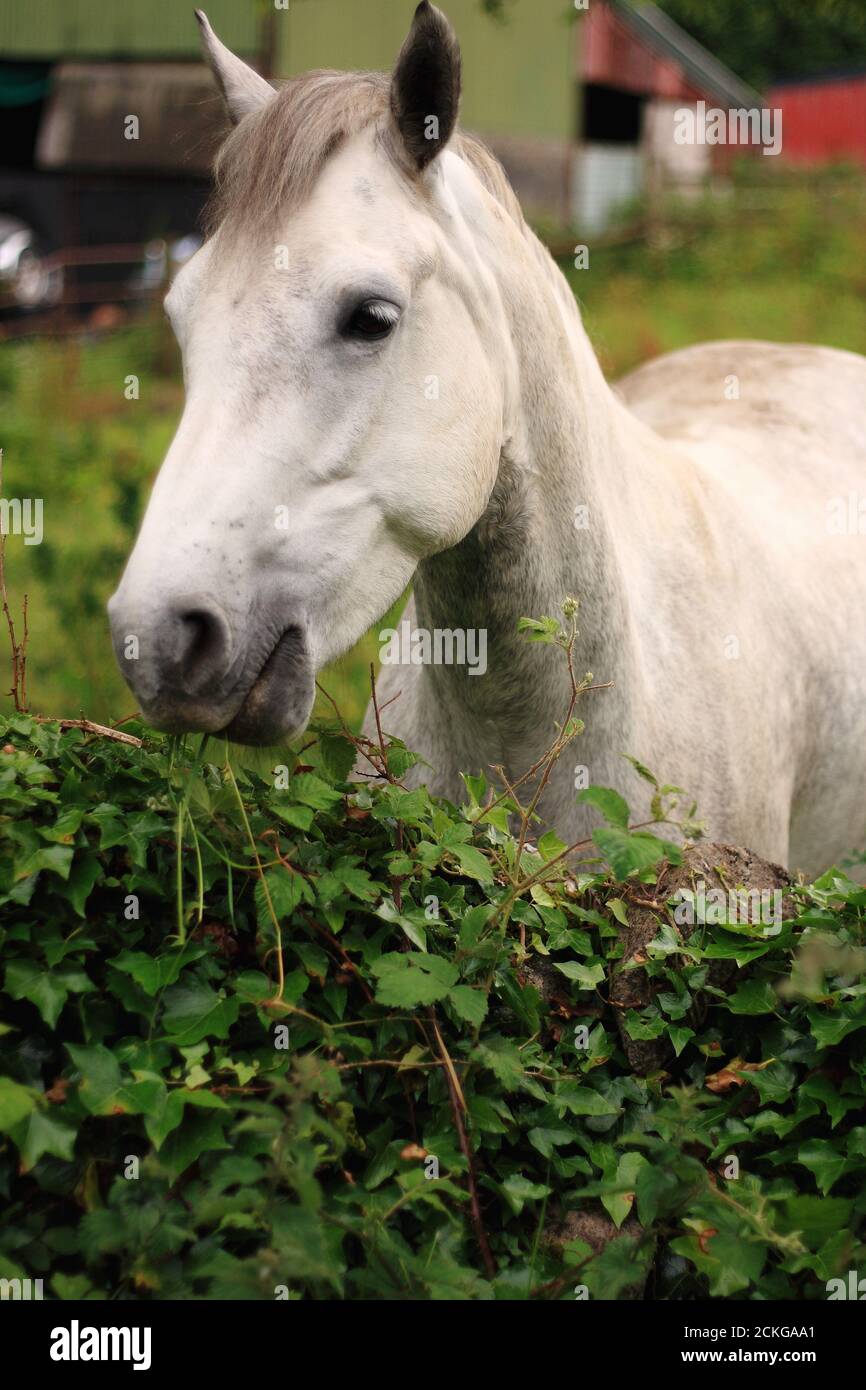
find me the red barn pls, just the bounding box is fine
[574,1,760,233]
[769,72,866,168]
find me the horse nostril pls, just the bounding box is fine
[173,606,232,693]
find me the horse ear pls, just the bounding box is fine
[195,9,275,126]
[390,2,462,170]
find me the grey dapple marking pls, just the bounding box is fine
[108,5,866,876]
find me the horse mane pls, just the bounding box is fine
[205,68,525,240]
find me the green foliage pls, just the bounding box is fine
[562,165,866,379]
[0,706,864,1300]
[654,0,866,90]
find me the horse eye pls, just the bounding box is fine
[342,298,399,342]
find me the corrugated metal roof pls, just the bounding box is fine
[617,1,761,107]
[36,63,226,173]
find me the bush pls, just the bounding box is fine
[1,637,865,1303]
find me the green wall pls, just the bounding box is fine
[281,0,577,141]
[1,0,578,142]
[0,0,259,59]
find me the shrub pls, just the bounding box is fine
[0,613,864,1300]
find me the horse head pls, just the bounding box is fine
[108,3,514,743]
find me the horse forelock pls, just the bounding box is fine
[204,67,525,244]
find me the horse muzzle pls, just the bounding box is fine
[106,590,316,746]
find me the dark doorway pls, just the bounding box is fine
[0,62,52,170]
[582,83,644,144]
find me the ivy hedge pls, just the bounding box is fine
[0,701,865,1301]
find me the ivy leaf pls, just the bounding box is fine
[67,1044,126,1115]
[808,1002,866,1048]
[578,786,630,829]
[385,745,419,780]
[460,771,487,805]
[63,852,102,916]
[5,959,90,1027]
[273,804,314,832]
[0,1076,38,1131]
[554,1084,620,1117]
[528,1125,574,1159]
[317,732,358,784]
[160,1110,230,1180]
[18,1109,77,1170]
[537,830,567,861]
[592,827,669,880]
[450,844,493,884]
[780,1195,853,1244]
[623,1011,666,1041]
[668,1025,695,1056]
[373,786,430,826]
[294,941,330,981]
[15,842,74,881]
[529,882,556,908]
[635,1163,681,1227]
[555,959,605,989]
[447,985,488,1027]
[672,1231,766,1297]
[602,1151,647,1228]
[607,897,629,925]
[371,952,458,1007]
[500,1174,552,1216]
[728,979,777,1014]
[110,949,161,997]
[517,615,561,643]
[143,1085,227,1150]
[289,773,343,811]
[161,980,241,1046]
[5,960,69,1027]
[375,897,427,951]
[331,860,378,901]
[796,1139,850,1195]
[40,805,85,842]
[51,1273,103,1301]
[472,1038,525,1090]
[743,1059,794,1104]
[583,1232,653,1300]
[259,868,314,922]
[798,1075,859,1128]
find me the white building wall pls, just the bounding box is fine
[644,98,712,186]
[571,143,644,234]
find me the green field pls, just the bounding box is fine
[1,165,865,731]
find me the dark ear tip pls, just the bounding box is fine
[415,2,450,32]
[392,0,461,169]
[412,2,452,40]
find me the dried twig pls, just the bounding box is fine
[32,715,142,747]
[309,917,375,1004]
[0,448,29,711]
[425,1007,496,1280]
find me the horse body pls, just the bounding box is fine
[371,307,866,874]
[619,341,866,872]
[108,5,866,876]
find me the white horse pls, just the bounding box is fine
[108,4,866,877]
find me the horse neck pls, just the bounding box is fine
[413,201,643,774]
